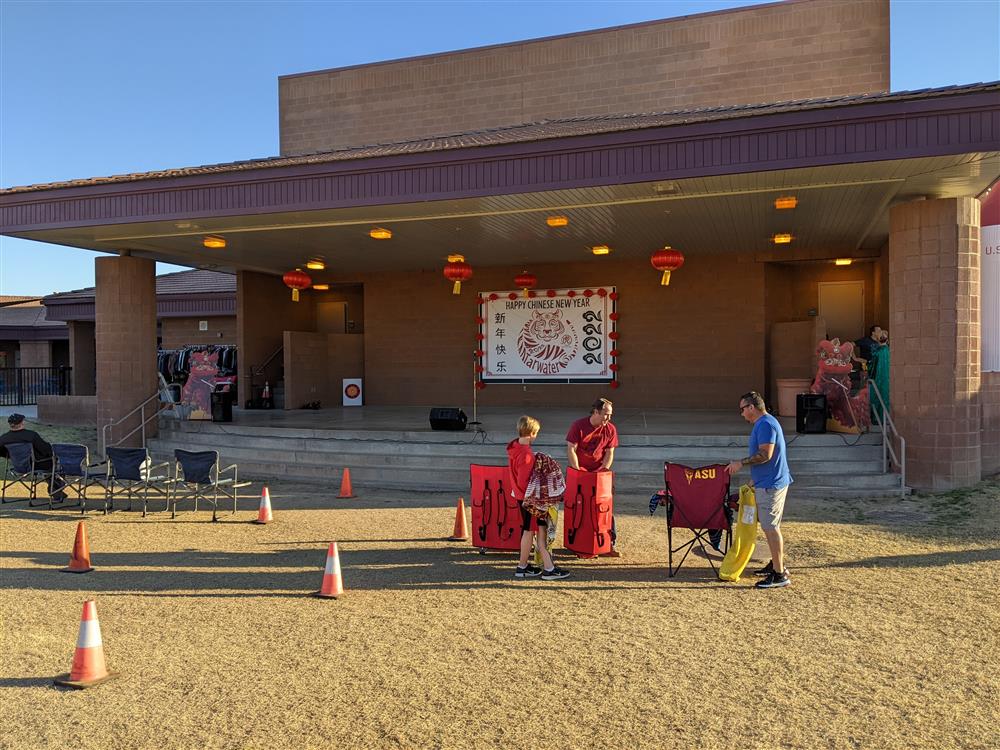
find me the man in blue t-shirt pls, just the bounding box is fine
[726,391,793,589]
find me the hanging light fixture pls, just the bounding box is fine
[546,215,569,227]
[306,260,325,270]
[514,271,537,298]
[443,254,473,294]
[591,245,611,256]
[202,235,226,249]
[650,246,685,286]
[282,268,312,302]
[369,227,392,240]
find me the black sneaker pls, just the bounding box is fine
[541,566,570,581]
[514,565,542,579]
[755,570,791,589]
[753,561,774,576]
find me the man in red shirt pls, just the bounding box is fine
[565,397,620,556]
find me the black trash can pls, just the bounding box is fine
[211,389,233,423]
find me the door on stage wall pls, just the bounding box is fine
[818,281,864,343]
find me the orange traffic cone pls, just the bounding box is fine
[54,600,118,689]
[313,542,344,599]
[449,497,469,541]
[255,486,273,524]
[337,468,355,499]
[62,521,94,573]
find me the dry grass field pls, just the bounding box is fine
[1,475,998,750]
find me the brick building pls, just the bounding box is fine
[0,0,998,489]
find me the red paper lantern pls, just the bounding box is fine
[651,246,685,286]
[567,290,576,298]
[489,293,498,301]
[475,349,485,356]
[609,312,619,321]
[583,289,593,297]
[283,269,312,302]
[597,288,607,297]
[443,258,473,295]
[508,292,517,300]
[610,349,620,357]
[609,332,619,340]
[610,380,620,389]
[475,381,487,390]
[546,289,556,297]
[514,271,537,298]
[475,316,485,325]
[609,292,619,301]
[610,363,620,372]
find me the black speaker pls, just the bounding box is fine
[796,393,827,434]
[429,407,468,431]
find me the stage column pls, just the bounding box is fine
[889,197,981,490]
[95,255,157,449]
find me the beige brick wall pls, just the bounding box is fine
[37,395,97,428]
[161,316,237,349]
[236,271,317,389]
[889,198,982,490]
[360,253,765,409]
[18,340,52,368]
[280,0,890,155]
[95,256,158,447]
[69,321,96,396]
[284,332,364,409]
[982,372,1000,477]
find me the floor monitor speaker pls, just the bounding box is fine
[796,393,827,434]
[429,407,468,431]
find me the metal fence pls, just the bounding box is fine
[0,367,73,406]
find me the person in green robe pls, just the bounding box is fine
[869,330,890,424]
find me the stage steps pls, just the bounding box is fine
[149,419,906,499]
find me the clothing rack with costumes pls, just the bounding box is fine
[157,345,238,386]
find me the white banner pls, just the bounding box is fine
[983,223,999,372]
[479,287,617,382]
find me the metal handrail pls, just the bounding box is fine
[100,390,165,456]
[869,381,906,493]
[250,345,283,378]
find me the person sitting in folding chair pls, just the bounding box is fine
[0,413,66,503]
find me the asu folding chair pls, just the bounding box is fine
[51,443,106,511]
[171,449,250,521]
[105,447,173,516]
[1,442,49,505]
[663,462,732,577]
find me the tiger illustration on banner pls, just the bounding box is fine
[517,310,579,375]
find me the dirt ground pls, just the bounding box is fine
[1,478,998,750]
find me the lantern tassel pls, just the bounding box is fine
[522,288,529,298]
[292,288,300,302]
[661,270,671,286]
[452,280,461,295]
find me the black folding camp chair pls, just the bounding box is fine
[51,443,106,511]
[1,442,49,505]
[663,462,732,577]
[105,447,173,516]
[171,449,250,521]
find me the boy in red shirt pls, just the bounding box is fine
[507,416,570,581]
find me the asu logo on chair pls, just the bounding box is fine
[684,468,717,484]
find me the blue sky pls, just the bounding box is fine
[1,0,998,296]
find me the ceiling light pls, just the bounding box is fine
[546,215,568,227]
[772,233,794,245]
[835,258,853,266]
[369,227,392,240]
[202,235,226,249]
[306,260,325,270]
[653,181,678,195]
[313,283,330,290]
[591,245,611,256]
[774,196,798,210]
[447,253,465,263]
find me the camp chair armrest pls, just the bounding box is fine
[220,463,239,474]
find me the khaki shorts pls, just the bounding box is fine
[757,485,788,531]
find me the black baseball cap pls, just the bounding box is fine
[7,413,25,426]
